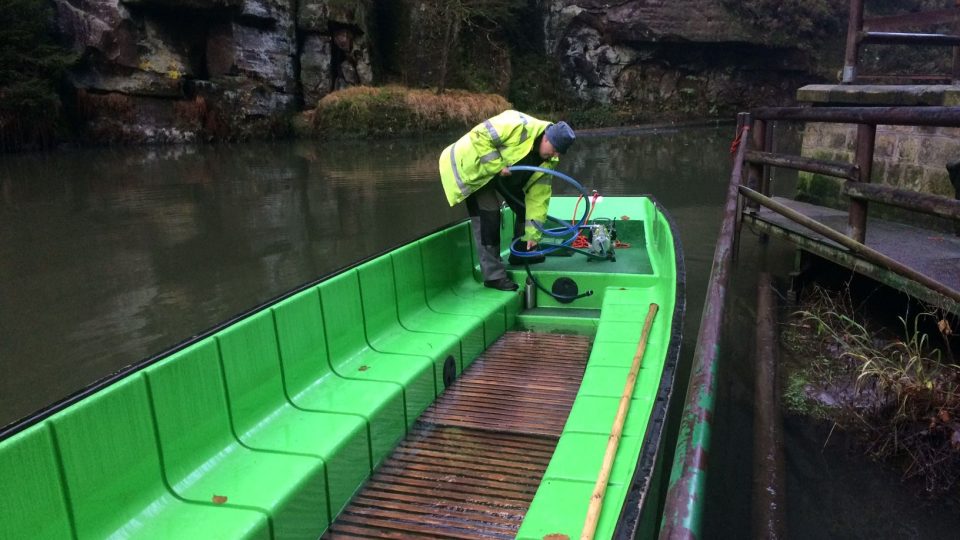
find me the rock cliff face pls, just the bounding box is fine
[543,0,832,112]
[52,0,836,144]
[56,0,374,143]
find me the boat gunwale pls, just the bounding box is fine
[612,196,687,539]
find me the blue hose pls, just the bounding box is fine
[504,165,592,257]
[503,165,595,302]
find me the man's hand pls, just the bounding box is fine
[499,167,511,176]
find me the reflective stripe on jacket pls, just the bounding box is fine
[438,110,560,241]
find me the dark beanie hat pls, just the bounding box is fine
[545,121,576,154]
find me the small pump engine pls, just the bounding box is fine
[585,218,616,262]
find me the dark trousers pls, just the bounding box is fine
[464,178,526,281]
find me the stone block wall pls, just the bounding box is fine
[798,123,960,216]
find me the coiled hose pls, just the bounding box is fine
[500,165,595,302]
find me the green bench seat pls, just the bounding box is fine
[145,339,330,540]
[216,313,371,519]
[0,219,519,540]
[419,225,520,347]
[0,424,73,539]
[50,377,271,540]
[272,287,407,468]
[318,272,437,427]
[447,222,522,308]
[357,255,463,385]
[391,243,486,370]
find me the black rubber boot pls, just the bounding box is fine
[484,277,519,291]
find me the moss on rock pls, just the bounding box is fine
[310,85,510,137]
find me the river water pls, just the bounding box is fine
[1,125,955,537]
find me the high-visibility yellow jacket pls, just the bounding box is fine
[439,110,559,242]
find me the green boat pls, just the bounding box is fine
[0,195,683,540]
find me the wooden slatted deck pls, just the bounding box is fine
[745,197,960,314]
[325,332,591,539]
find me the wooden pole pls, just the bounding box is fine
[581,303,659,540]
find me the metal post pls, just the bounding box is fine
[752,270,786,540]
[843,0,865,83]
[746,119,766,210]
[659,116,751,540]
[733,113,749,261]
[761,122,774,196]
[849,123,875,243]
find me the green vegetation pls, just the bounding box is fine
[310,85,510,137]
[409,0,526,93]
[782,365,832,420]
[795,171,844,208]
[508,52,571,114]
[0,0,75,151]
[720,0,847,78]
[725,0,953,78]
[783,286,960,493]
[723,0,847,48]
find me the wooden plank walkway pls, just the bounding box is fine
[744,197,960,313]
[325,332,591,539]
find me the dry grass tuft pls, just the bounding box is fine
[784,286,960,494]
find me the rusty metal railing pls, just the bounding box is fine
[659,107,960,539]
[738,186,960,304]
[745,106,960,302]
[751,106,960,242]
[658,114,751,539]
[842,0,960,84]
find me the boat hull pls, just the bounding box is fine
[0,196,684,540]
